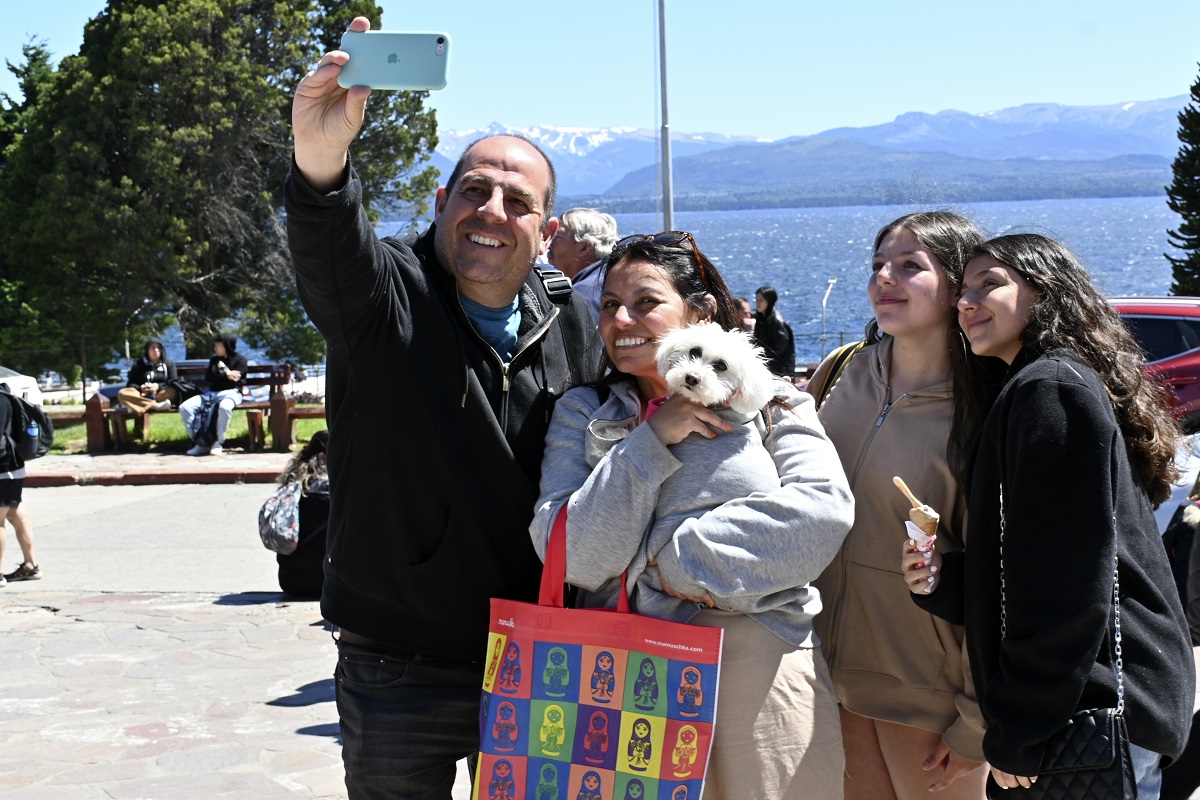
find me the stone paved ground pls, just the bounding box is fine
[0,480,476,799]
[1,590,344,799]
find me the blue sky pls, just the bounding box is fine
[3,1,1198,139]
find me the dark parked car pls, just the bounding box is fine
[1111,297,1200,432]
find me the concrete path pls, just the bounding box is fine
[1,459,473,799]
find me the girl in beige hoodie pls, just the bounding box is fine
[810,212,1003,800]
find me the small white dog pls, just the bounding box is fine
[612,321,783,620]
[656,323,776,415]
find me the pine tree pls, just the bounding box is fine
[0,0,438,375]
[1168,64,1200,295]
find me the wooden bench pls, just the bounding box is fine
[47,409,87,426]
[85,363,311,453]
[267,394,327,450]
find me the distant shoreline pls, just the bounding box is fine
[558,187,1169,216]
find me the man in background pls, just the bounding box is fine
[547,207,618,322]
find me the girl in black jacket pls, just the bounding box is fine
[116,340,179,414]
[904,233,1194,799]
[752,285,795,378]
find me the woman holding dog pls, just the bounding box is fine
[904,234,1193,798]
[530,232,854,798]
[809,211,1000,800]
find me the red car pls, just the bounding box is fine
[1111,297,1200,432]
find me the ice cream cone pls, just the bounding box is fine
[893,475,939,550]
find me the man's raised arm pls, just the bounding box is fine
[291,15,372,192]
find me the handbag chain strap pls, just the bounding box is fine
[999,484,1124,716]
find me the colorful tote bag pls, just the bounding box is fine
[474,509,724,800]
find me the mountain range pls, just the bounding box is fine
[423,95,1188,213]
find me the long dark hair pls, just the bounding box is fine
[865,211,1000,472]
[974,233,1180,504]
[596,233,741,384]
[755,285,779,317]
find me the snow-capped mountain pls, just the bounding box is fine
[432,123,768,196]
[420,95,1188,212]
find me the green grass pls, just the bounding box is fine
[49,406,328,455]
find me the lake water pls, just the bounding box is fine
[210,194,1179,370]
[604,196,1184,364]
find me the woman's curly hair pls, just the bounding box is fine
[975,234,1180,505]
[277,429,329,492]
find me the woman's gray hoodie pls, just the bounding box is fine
[531,379,854,646]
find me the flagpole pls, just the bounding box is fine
[658,0,674,231]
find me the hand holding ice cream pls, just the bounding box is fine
[893,475,939,550]
[894,475,942,595]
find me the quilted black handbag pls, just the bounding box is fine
[986,487,1137,800]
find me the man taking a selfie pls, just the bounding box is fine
[285,16,599,799]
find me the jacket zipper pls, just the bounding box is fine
[501,306,559,392]
[851,387,896,482]
[455,293,560,427]
[826,386,901,676]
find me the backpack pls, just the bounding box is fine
[258,481,303,555]
[535,267,573,304]
[165,377,200,405]
[0,387,54,462]
[189,392,222,447]
[812,340,866,409]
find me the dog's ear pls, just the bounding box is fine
[727,332,778,414]
[655,327,686,377]
[729,368,776,414]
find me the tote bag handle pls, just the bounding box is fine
[539,505,631,613]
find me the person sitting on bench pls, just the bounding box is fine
[115,340,178,415]
[179,334,247,456]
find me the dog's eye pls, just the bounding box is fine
[713,360,727,372]
[689,347,703,359]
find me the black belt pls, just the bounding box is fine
[335,629,482,665]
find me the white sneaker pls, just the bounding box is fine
[187,443,210,457]
[209,442,224,455]
[155,400,172,411]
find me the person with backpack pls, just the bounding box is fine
[0,384,40,586]
[178,333,247,456]
[751,285,795,378]
[808,212,1002,799]
[286,19,600,795]
[265,430,330,597]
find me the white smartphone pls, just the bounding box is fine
[337,30,451,91]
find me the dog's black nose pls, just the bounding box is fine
[685,374,700,387]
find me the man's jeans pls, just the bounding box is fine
[335,636,482,799]
[178,388,242,444]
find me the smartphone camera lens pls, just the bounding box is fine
[436,36,445,44]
